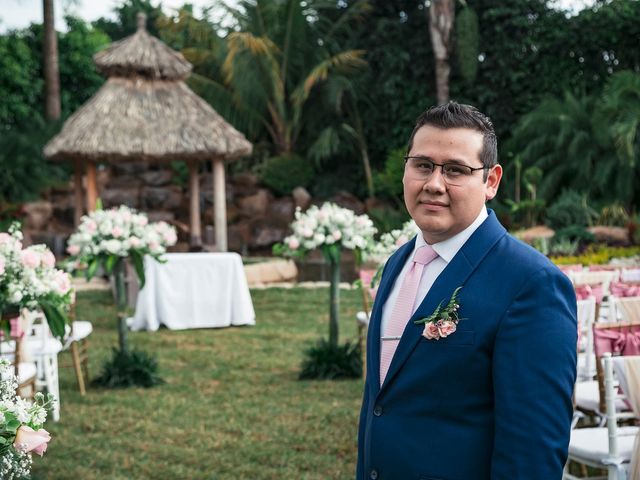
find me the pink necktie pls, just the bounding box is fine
[380,245,438,386]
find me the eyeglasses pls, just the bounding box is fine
[403,156,490,186]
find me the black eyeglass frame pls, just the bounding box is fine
[403,156,491,175]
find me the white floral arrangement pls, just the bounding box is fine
[0,360,55,480]
[66,205,177,286]
[276,203,377,260]
[0,223,73,339]
[365,219,420,265]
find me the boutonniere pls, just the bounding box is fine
[413,286,464,340]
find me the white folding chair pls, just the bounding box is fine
[577,297,597,381]
[0,313,38,399]
[564,353,638,480]
[22,310,63,422]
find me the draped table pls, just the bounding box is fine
[129,253,255,331]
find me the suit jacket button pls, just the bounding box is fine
[373,405,383,416]
[370,469,378,479]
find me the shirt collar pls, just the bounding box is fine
[414,206,488,263]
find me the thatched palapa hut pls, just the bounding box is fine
[44,13,252,251]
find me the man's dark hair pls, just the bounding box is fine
[406,101,498,180]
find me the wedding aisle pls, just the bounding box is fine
[31,288,363,479]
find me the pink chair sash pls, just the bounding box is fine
[359,268,378,300]
[610,282,640,298]
[594,325,640,357]
[575,284,605,305]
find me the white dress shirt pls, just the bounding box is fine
[380,206,489,336]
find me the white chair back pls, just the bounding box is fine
[621,268,640,283]
[610,355,640,479]
[570,270,619,295]
[577,297,597,380]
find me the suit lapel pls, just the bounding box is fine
[378,211,507,393]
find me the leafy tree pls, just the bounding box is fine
[92,0,164,41]
[508,71,640,210]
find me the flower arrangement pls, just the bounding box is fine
[0,223,72,339]
[67,205,175,389]
[414,286,464,340]
[365,219,420,265]
[275,203,377,379]
[66,205,177,287]
[0,360,55,480]
[278,203,377,260]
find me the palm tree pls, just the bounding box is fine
[507,71,640,209]
[428,0,455,105]
[43,0,61,120]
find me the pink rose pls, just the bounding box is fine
[437,320,457,338]
[422,322,440,340]
[287,238,300,250]
[20,250,40,269]
[0,258,5,275]
[67,245,80,256]
[332,231,342,241]
[149,241,160,252]
[42,250,56,268]
[55,271,71,295]
[13,426,51,456]
[85,220,97,232]
[112,226,123,238]
[0,233,11,245]
[129,236,141,248]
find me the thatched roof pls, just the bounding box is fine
[44,12,252,163]
[94,13,192,80]
[44,77,252,162]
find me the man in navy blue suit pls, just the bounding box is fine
[357,102,577,480]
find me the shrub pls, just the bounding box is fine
[260,154,314,196]
[545,190,598,230]
[299,338,362,380]
[551,245,640,265]
[368,206,409,234]
[93,348,164,388]
[597,203,630,227]
[373,147,405,206]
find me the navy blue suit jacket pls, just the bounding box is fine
[357,211,577,480]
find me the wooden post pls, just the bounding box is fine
[189,161,202,247]
[212,158,227,252]
[74,159,84,226]
[86,162,98,212]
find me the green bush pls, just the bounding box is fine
[368,206,409,234]
[545,190,598,230]
[0,120,68,204]
[260,154,314,196]
[373,147,405,206]
[299,338,362,380]
[93,348,164,388]
[597,203,630,227]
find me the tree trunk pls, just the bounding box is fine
[43,0,61,120]
[429,0,455,105]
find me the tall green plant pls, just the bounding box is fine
[507,71,640,210]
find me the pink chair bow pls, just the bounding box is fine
[594,325,640,357]
[575,284,605,305]
[610,282,640,298]
[359,268,378,300]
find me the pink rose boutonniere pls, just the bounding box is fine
[414,286,464,340]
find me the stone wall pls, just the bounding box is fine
[23,162,371,260]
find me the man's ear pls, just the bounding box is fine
[485,164,503,201]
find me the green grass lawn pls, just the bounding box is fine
[32,288,364,480]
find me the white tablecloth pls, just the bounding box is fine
[130,253,256,331]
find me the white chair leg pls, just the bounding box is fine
[42,354,60,422]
